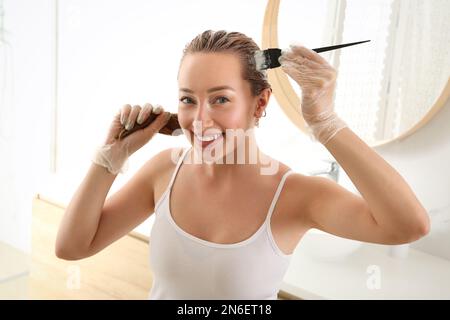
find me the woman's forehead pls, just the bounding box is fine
[182,51,241,67]
[178,52,243,84]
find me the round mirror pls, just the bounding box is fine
[262,0,450,146]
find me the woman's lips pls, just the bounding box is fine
[191,131,225,149]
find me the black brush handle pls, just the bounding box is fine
[313,40,370,53]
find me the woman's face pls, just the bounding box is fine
[177,52,268,163]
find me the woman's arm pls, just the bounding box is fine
[292,127,429,245]
[55,162,119,260]
[318,127,429,241]
[55,104,171,260]
[55,148,174,260]
[279,45,429,244]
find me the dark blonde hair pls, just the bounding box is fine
[179,30,272,97]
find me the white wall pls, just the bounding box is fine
[0,0,54,252]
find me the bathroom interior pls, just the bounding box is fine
[1,0,449,299]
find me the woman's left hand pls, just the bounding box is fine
[278,44,347,145]
[278,44,337,124]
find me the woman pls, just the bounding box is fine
[55,30,430,299]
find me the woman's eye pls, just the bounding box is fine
[214,96,229,104]
[179,96,229,105]
[180,97,194,104]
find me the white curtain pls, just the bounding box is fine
[334,0,450,144]
[333,0,394,144]
[388,0,450,136]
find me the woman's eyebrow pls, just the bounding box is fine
[179,86,235,93]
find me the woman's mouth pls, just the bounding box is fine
[193,131,225,149]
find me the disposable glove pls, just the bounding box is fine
[279,44,348,145]
[92,103,171,175]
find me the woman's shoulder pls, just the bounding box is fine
[264,155,312,196]
[145,147,186,178]
[155,147,186,166]
[261,154,302,180]
[138,147,186,202]
[262,160,315,226]
[277,162,312,193]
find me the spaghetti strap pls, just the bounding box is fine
[154,147,191,212]
[265,169,294,222]
[167,147,191,191]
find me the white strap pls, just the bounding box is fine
[266,169,294,222]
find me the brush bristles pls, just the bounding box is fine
[254,50,269,71]
[253,48,282,71]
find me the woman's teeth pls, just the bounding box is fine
[195,133,223,141]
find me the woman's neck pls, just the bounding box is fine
[187,146,279,180]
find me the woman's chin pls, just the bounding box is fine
[191,140,236,164]
[192,145,227,164]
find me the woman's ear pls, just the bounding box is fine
[254,88,271,117]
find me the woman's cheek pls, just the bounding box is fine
[225,105,249,128]
[177,107,191,129]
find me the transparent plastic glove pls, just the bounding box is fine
[278,44,348,145]
[92,103,171,175]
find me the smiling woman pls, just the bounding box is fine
[55,29,429,301]
[55,29,300,300]
[176,30,274,165]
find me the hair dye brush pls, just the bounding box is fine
[254,40,370,71]
[116,112,182,140]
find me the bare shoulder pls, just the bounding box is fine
[284,172,350,228]
[123,147,184,202]
[143,147,185,186]
[145,147,185,174]
[143,146,186,204]
[257,154,317,231]
[280,169,322,227]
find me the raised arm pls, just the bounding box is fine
[280,45,429,244]
[55,103,171,260]
[296,128,429,244]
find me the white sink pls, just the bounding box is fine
[298,228,363,262]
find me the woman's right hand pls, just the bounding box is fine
[93,103,171,175]
[106,103,170,152]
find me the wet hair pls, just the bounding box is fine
[179,30,272,97]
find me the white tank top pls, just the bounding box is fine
[148,147,294,300]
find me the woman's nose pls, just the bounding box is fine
[194,104,213,127]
